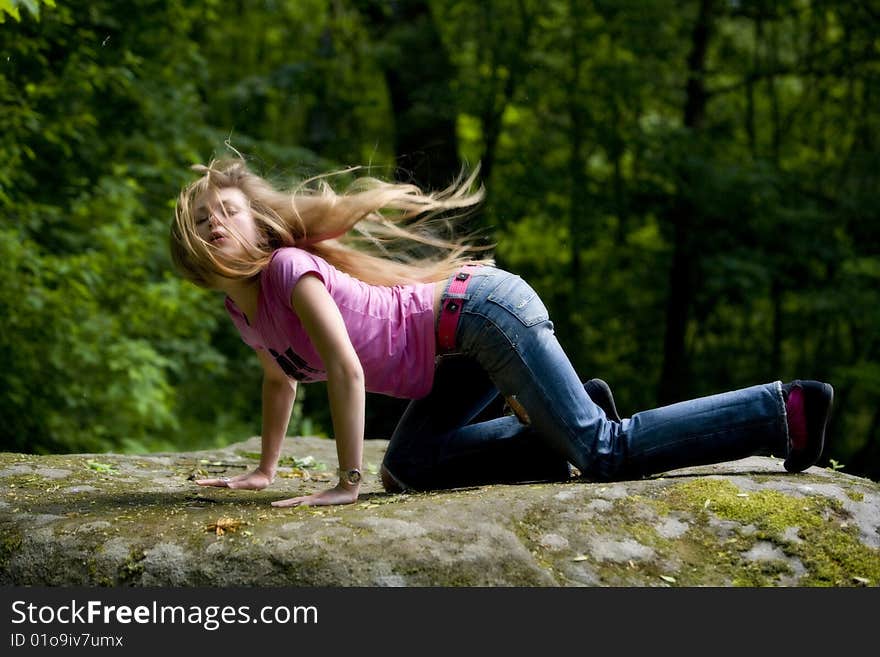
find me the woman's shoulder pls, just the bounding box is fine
[263,247,331,293]
[269,245,317,264]
[266,246,328,273]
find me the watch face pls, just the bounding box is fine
[340,468,361,484]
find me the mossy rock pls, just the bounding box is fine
[1,437,878,586]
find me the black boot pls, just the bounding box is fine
[584,378,622,423]
[503,378,622,423]
[781,380,834,472]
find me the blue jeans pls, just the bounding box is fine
[382,266,790,491]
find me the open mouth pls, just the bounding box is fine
[209,232,227,244]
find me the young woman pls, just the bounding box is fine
[170,158,834,508]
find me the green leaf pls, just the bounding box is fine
[0,0,20,22]
[86,460,117,474]
[18,0,38,19]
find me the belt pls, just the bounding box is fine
[437,265,479,353]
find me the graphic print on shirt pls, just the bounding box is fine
[269,347,324,381]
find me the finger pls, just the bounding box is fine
[271,497,306,508]
[195,478,230,488]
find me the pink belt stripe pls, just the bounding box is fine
[437,265,478,352]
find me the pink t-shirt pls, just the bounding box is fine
[225,247,437,399]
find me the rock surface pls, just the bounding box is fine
[1,437,879,586]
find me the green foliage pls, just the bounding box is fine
[0,0,269,454]
[1,0,878,481]
[0,0,55,24]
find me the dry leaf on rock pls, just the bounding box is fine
[205,517,245,536]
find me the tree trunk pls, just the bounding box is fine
[657,0,714,405]
[567,0,589,298]
[355,0,461,190]
[478,0,533,187]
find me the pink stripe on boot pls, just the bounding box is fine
[786,386,807,450]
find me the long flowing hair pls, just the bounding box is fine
[170,158,493,288]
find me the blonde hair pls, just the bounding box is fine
[170,157,493,288]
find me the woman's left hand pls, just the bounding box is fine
[270,484,358,508]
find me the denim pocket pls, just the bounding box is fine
[486,274,549,327]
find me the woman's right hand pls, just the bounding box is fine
[195,467,274,490]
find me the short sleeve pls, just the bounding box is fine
[264,247,327,309]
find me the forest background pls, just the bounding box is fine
[2,0,878,481]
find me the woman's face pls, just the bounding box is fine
[194,187,261,260]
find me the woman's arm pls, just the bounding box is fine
[196,350,297,490]
[271,273,366,508]
[256,350,299,479]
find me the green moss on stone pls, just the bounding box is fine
[0,528,23,574]
[731,559,795,587]
[666,479,828,535]
[119,549,146,585]
[662,478,880,586]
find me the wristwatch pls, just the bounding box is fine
[337,468,362,485]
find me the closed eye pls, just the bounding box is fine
[194,203,237,225]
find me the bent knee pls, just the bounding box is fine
[380,463,405,493]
